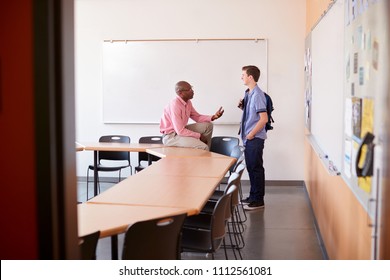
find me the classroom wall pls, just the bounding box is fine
[304,0,372,259]
[74,0,306,181]
[306,0,332,35]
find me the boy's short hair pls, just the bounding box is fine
[242,65,260,82]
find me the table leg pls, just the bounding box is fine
[94,150,98,197]
[111,235,118,260]
[148,154,152,165]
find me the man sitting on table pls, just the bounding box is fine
[160,81,224,150]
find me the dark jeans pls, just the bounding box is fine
[244,137,265,202]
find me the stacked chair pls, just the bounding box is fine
[181,161,248,260]
[180,185,237,260]
[206,164,247,259]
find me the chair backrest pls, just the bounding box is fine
[98,135,130,163]
[79,230,100,260]
[122,213,187,260]
[138,136,163,164]
[230,145,244,160]
[235,162,246,178]
[224,173,242,212]
[210,136,239,157]
[230,145,245,172]
[211,185,237,241]
[225,172,241,193]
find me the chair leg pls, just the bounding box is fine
[238,211,246,236]
[228,211,243,259]
[232,206,245,233]
[97,175,101,195]
[228,209,245,249]
[86,168,90,201]
[238,182,248,223]
[238,180,244,199]
[222,237,228,260]
[87,168,101,200]
[230,212,244,257]
[226,222,238,260]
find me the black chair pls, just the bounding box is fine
[134,136,163,173]
[200,172,245,259]
[197,164,247,254]
[210,137,240,185]
[232,163,248,224]
[230,145,245,173]
[210,136,239,156]
[122,213,187,260]
[86,135,132,200]
[217,163,248,229]
[79,230,100,260]
[181,185,237,260]
[205,172,241,204]
[220,145,245,184]
[227,164,247,251]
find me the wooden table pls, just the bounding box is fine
[78,203,186,259]
[140,156,235,179]
[76,142,84,152]
[88,172,222,215]
[83,142,165,152]
[77,143,236,259]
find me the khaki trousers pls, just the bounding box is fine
[162,122,213,150]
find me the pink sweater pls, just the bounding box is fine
[160,96,212,138]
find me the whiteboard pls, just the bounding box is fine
[102,39,268,124]
[311,0,344,170]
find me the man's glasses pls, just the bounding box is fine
[181,86,194,92]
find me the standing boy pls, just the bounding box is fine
[239,65,268,210]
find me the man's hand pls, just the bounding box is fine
[211,107,224,121]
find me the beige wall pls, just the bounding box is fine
[306,0,333,34]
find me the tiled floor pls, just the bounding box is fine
[78,179,326,260]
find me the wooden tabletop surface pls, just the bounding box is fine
[146,146,229,158]
[82,142,165,152]
[88,173,222,215]
[78,203,187,238]
[77,143,236,238]
[140,156,235,179]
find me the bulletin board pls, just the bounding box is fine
[310,0,389,214]
[342,0,389,201]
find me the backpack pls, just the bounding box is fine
[264,92,274,131]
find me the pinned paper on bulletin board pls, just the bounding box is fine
[360,98,374,138]
[352,97,362,139]
[344,138,352,178]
